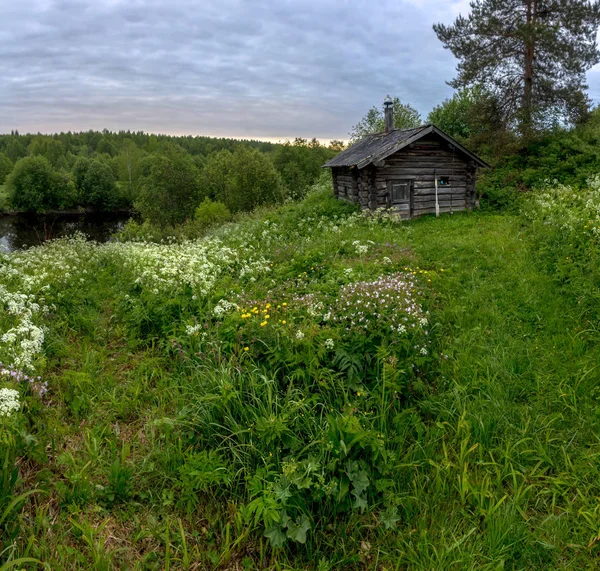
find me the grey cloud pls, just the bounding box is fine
[5,0,596,141]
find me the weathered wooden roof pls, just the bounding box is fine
[323,124,490,169]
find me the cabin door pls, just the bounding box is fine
[388,179,413,217]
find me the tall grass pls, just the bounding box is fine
[2,182,600,568]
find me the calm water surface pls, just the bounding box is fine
[0,213,132,253]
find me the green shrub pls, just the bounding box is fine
[73,157,120,211]
[522,176,600,311]
[6,156,75,212]
[272,139,336,200]
[194,198,231,228]
[0,153,12,185]
[135,143,202,227]
[201,146,284,212]
[0,383,42,550]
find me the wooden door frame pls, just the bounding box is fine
[387,178,414,217]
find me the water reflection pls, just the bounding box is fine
[0,213,132,253]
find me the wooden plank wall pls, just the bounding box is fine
[331,134,479,219]
[373,135,470,218]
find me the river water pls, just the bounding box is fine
[0,213,132,253]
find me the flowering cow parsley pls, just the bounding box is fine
[325,338,334,350]
[213,299,238,317]
[352,241,369,255]
[186,324,204,336]
[0,388,20,417]
[0,233,272,373]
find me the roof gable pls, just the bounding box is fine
[323,125,490,169]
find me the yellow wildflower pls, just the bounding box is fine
[260,321,267,327]
[244,347,249,351]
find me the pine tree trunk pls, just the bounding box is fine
[522,0,537,137]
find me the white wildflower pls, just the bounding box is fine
[213,299,238,317]
[0,388,20,417]
[186,324,203,336]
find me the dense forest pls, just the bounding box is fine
[0,130,340,225]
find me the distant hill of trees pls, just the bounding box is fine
[0,130,342,222]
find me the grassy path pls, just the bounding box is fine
[390,213,600,569]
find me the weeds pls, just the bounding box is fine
[2,184,600,567]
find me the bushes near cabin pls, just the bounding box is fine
[523,176,600,308]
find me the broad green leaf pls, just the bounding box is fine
[264,524,286,548]
[286,515,311,544]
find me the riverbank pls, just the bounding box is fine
[0,211,132,252]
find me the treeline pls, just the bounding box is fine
[0,130,340,223]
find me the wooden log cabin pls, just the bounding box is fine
[324,97,490,219]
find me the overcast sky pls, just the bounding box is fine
[2,0,600,142]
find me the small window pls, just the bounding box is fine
[391,182,410,204]
[438,176,450,186]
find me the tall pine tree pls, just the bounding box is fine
[434,0,600,134]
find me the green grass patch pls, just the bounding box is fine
[2,188,600,568]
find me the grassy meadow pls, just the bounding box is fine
[2,180,600,569]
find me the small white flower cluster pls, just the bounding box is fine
[306,300,324,318]
[295,330,305,340]
[1,321,45,371]
[0,280,48,372]
[0,388,20,417]
[213,299,238,317]
[325,338,334,349]
[185,324,204,336]
[352,240,369,255]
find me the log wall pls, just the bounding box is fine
[331,166,359,204]
[332,133,478,219]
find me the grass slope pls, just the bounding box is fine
[2,194,600,569]
[404,214,600,568]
